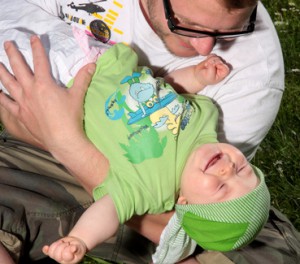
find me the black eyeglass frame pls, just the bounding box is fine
[163,0,257,39]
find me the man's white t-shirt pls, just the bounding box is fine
[0,0,284,160]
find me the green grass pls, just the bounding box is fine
[0,1,299,263]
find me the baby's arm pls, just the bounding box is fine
[164,54,230,94]
[43,195,119,264]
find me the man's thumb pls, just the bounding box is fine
[71,63,96,97]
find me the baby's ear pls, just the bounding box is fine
[177,196,188,205]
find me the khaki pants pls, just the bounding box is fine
[0,132,299,263]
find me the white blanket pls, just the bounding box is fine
[0,0,101,93]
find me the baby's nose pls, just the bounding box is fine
[219,155,235,176]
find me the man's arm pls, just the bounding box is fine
[0,36,109,193]
[0,242,15,264]
[127,213,201,264]
[127,212,173,244]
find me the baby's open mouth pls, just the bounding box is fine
[204,153,222,171]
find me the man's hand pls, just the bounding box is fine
[0,35,95,152]
[0,35,109,193]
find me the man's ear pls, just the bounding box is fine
[177,196,188,205]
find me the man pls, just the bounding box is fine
[3,0,284,160]
[0,0,299,263]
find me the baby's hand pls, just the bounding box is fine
[42,236,87,264]
[195,54,230,86]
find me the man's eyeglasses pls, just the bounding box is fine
[163,0,257,39]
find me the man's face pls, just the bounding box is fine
[143,0,255,57]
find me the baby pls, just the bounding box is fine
[36,43,270,264]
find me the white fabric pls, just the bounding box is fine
[1,0,284,161]
[152,214,197,264]
[0,0,107,89]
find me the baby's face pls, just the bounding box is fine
[179,143,259,205]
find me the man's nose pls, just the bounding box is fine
[189,37,216,56]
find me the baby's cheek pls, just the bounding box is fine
[190,176,223,204]
[200,175,221,194]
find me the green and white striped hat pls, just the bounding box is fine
[152,166,270,263]
[175,165,270,251]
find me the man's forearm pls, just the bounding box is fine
[0,242,15,264]
[127,212,202,264]
[126,211,174,244]
[51,136,109,194]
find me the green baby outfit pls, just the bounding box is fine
[80,43,270,263]
[83,43,219,223]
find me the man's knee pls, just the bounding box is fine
[0,166,92,262]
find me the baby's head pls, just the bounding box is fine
[176,143,270,251]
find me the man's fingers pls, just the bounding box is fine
[30,35,52,82]
[3,41,33,86]
[0,63,18,97]
[0,92,19,117]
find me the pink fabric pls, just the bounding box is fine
[72,26,107,64]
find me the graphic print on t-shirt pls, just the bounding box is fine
[60,0,125,44]
[104,68,193,164]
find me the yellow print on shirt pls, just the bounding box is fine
[62,1,124,43]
